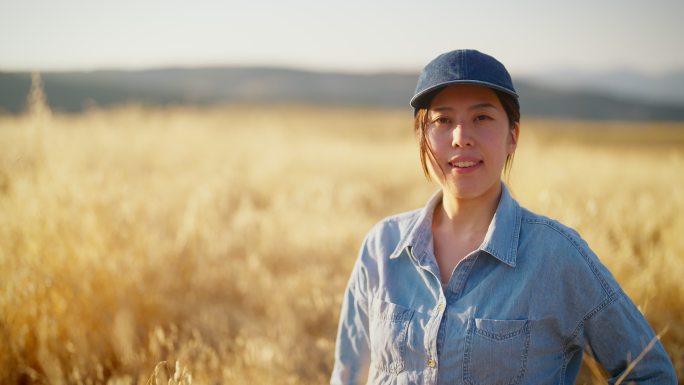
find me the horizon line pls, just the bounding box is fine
[2,62,684,78]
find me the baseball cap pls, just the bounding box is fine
[410,49,518,112]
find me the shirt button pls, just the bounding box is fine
[427,358,437,368]
[437,302,445,312]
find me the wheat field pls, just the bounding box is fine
[1,87,683,384]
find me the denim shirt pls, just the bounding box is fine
[331,183,676,385]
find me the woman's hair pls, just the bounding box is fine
[413,89,521,182]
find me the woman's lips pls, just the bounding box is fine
[449,160,478,168]
[448,158,483,173]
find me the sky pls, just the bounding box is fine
[1,0,683,76]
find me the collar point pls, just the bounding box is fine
[389,244,408,259]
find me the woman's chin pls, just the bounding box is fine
[442,179,502,202]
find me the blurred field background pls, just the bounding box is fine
[1,79,683,385]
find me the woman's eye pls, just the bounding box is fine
[433,117,451,126]
[474,115,491,122]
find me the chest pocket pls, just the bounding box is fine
[368,298,414,374]
[464,318,530,385]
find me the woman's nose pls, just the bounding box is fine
[451,124,474,147]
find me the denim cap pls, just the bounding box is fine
[410,49,518,113]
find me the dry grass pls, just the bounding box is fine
[1,83,683,384]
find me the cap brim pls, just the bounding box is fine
[410,80,519,109]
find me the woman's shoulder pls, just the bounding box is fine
[517,206,594,259]
[518,207,583,243]
[517,206,622,296]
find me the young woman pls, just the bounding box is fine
[330,50,676,385]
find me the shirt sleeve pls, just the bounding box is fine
[583,290,677,384]
[330,249,372,385]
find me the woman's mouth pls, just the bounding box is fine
[447,158,483,173]
[449,160,480,168]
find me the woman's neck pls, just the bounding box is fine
[434,183,502,236]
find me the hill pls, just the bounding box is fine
[529,69,684,105]
[2,67,684,121]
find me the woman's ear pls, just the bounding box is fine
[508,122,520,154]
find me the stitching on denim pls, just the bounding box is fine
[370,300,414,374]
[372,299,414,321]
[448,253,479,302]
[559,344,570,385]
[520,217,613,296]
[463,318,531,385]
[510,203,522,263]
[384,207,423,259]
[480,199,521,267]
[520,216,625,354]
[435,308,448,357]
[475,321,527,340]
[566,290,621,349]
[463,317,474,384]
[376,309,413,322]
[559,342,581,385]
[515,321,531,385]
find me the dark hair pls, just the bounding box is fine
[413,89,520,182]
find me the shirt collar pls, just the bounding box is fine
[389,182,521,268]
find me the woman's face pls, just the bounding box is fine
[426,84,519,201]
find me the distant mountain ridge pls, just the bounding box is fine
[528,69,684,105]
[2,67,684,121]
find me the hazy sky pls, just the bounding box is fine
[1,0,682,76]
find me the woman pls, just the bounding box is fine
[330,50,676,385]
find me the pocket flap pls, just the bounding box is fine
[474,318,529,340]
[371,298,414,322]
